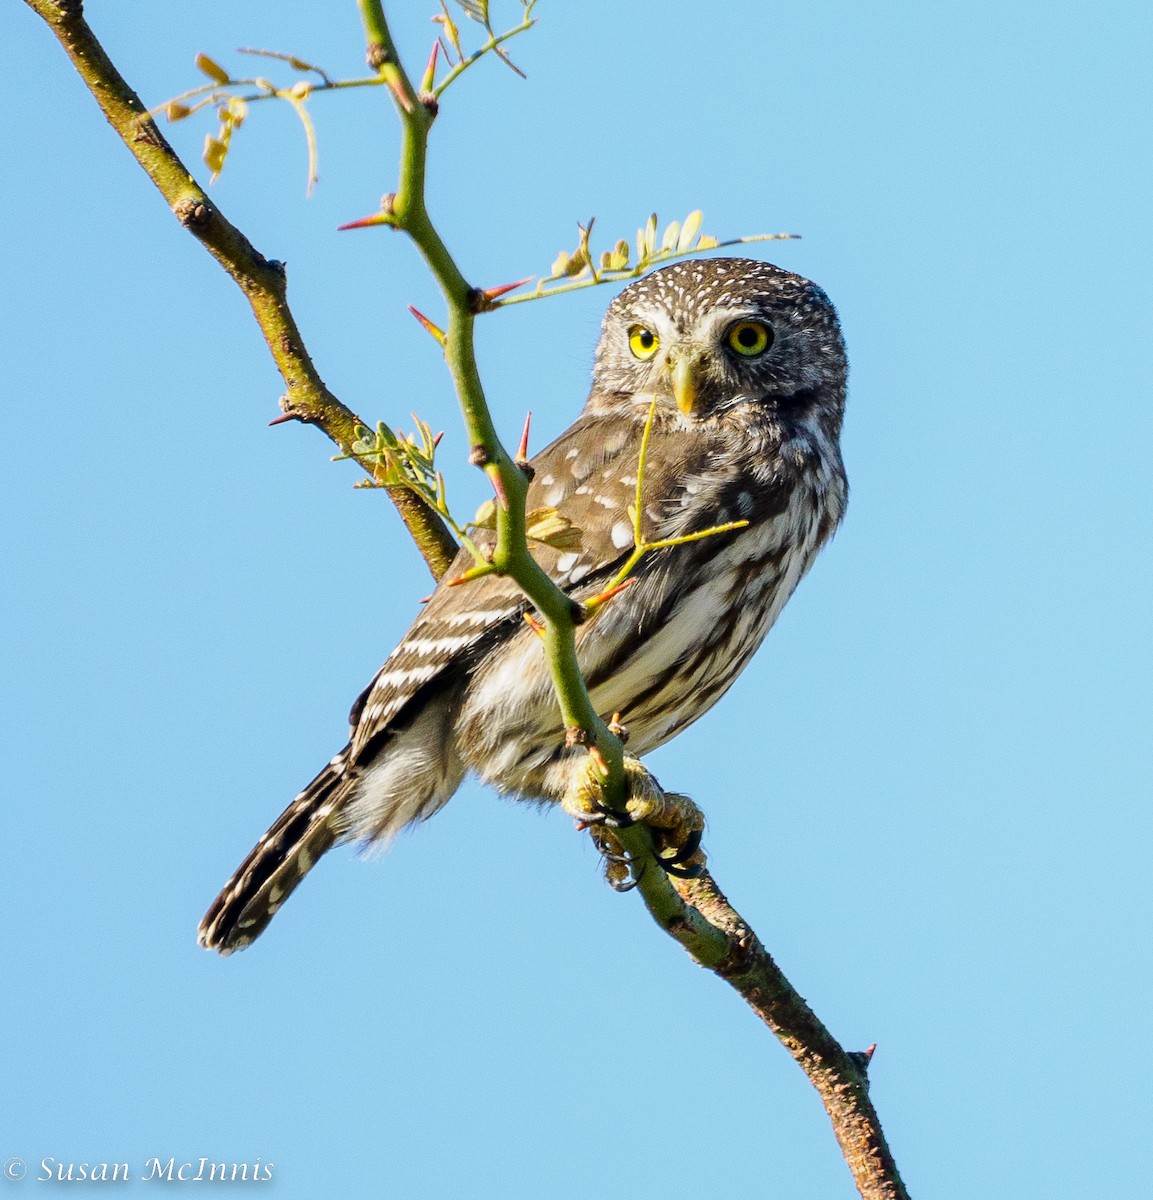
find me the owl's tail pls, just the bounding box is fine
[198,690,467,955]
[197,750,350,955]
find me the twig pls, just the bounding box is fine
[21,0,457,580]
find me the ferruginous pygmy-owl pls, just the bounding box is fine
[199,257,848,954]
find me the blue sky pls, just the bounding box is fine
[4,2,1150,1197]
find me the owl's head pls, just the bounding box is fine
[589,258,846,430]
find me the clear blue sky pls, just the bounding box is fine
[4,2,1150,1197]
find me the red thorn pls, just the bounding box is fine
[420,39,440,91]
[268,412,297,426]
[864,1043,877,1063]
[432,430,445,448]
[486,464,508,510]
[337,211,393,232]
[585,577,636,612]
[516,410,532,462]
[385,75,413,113]
[522,612,545,638]
[482,275,533,302]
[588,745,610,777]
[408,304,446,346]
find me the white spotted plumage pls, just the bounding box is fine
[199,258,848,954]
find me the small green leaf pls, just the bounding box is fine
[203,134,227,176]
[525,507,582,550]
[678,209,703,252]
[195,53,230,85]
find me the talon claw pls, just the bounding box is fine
[657,828,703,865]
[598,804,635,829]
[607,861,646,893]
[661,859,705,880]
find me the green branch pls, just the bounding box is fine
[355,0,628,786]
[432,3,537,98]
[349,10,910,1197]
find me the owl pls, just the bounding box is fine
[199,257,848,954]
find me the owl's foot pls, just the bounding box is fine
[562,756,707,886]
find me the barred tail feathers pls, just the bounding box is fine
[198,691,467,955]
[197,750,350,955]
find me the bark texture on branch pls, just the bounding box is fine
[22,0,457,579]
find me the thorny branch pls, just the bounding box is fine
[23,2,909,1196]
[19,0,456,578]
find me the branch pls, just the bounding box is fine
[27,3,909,1194]
[353,9,909,1199]
[656,867,906,1197]
[22,0,457,580]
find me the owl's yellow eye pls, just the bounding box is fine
[628,325,660,360]
[726,320,774,357]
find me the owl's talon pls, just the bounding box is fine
[600,805,635,829]
[656,827,703,866]
[659,859,705,880]
[577,798,635,829]
[606,859,646,892]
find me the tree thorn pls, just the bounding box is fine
[588,745,610,777]
[268,412,298,426]
[419,39,440,92]
[482,276,535,310]
[384,74,413,113]
[432,430,445,448]
[522,612,546,639]
[337,194,397,231]
[848,1043,878,1079]
[581,577,636,617]
[446,563,492,587]
[408,304,446,347]
[608,712,630,743]
[516,410,532,462]
[486,463,508,510]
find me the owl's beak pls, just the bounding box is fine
[670,352,701,415]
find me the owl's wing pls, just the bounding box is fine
[348,411,636,757]
[347,408,794,760]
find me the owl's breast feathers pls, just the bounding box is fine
[347,405,845,770]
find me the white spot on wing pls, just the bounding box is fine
[611,521,633,549]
